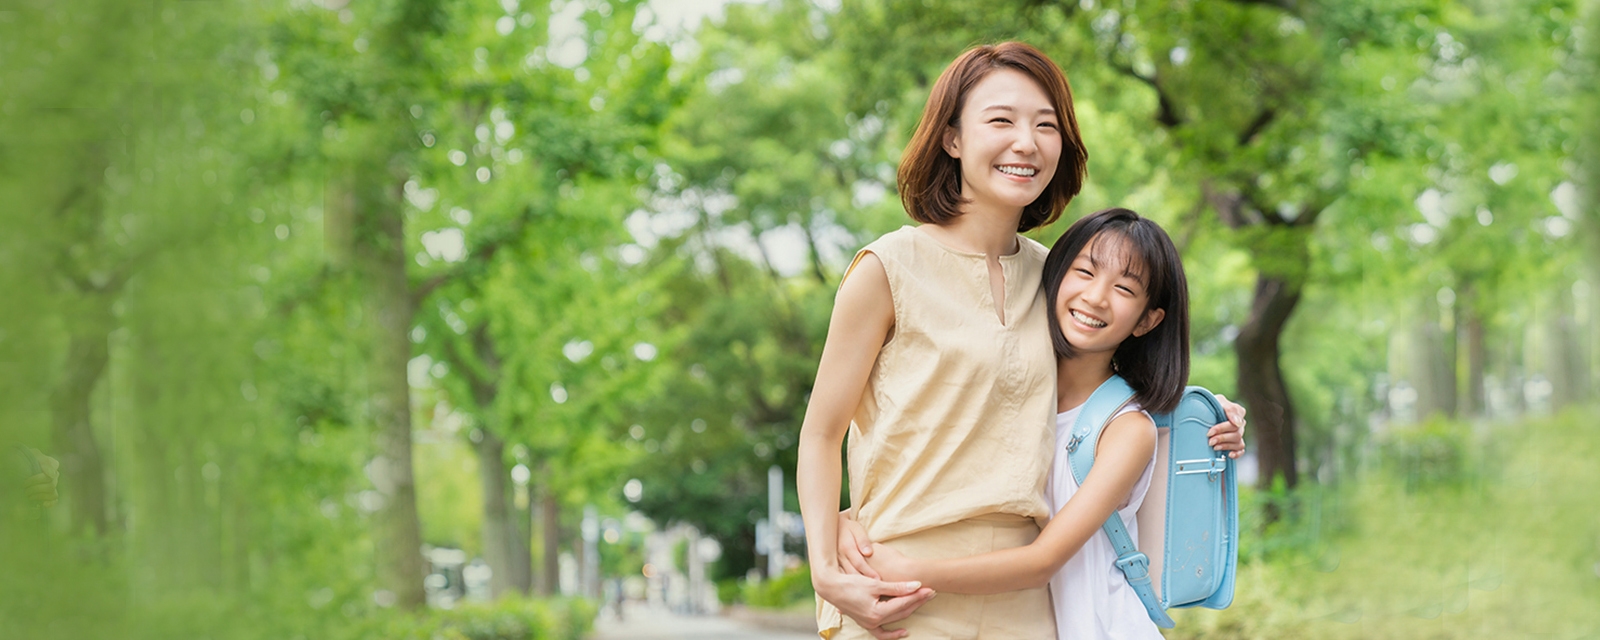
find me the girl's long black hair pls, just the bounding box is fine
[1042,207,1190,414]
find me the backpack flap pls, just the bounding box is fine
[1160,387,1238,611]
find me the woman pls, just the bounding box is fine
[796,43,1244,640]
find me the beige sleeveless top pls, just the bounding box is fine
[845,226,1056,542]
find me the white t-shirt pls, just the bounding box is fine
[1046,402,1163,640]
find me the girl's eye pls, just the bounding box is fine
[1038,122,1058,129]
[1074,268,1093,277]
[1115,285,1134,295]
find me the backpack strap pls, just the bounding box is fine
[1066,375,1177,629]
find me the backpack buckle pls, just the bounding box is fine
[1176,456,1228,481]
[1065,431,1085,454]
[1115,552,1152,586]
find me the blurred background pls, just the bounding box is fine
[1,0,1596,638]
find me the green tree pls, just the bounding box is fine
[617,0,905,578]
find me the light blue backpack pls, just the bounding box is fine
[1063,375,1239,628]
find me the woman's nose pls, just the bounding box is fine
[1011,128,1038,155]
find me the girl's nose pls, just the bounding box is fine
[1082,280,1112,307]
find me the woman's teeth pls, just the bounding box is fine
[998,165,1036,177]
[1071,310,1106,328]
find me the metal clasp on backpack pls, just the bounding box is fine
[1114,551,1152,585]
[1175,456,1227,481]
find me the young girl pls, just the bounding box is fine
[796,42,1245,640]
[862,207,1199,639]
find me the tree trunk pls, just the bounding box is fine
[1235,274,1301,493]
[537,483,561,596]
[510,491,533,594]
[1546,289,1584,410]
[344,168,426,610]
[1460,292,1487,418]
[1415,302,1456,421]
[477,430,513,599]
[50,320,113,538]
[1435,298,1458,419]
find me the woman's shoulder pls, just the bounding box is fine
[853,226,923,267]
[862,226,918,251]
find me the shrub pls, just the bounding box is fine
[1377,415,1476,491]
[372,597,597,640]
[740,565,814,609]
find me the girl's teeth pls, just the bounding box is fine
[998,166,1035,177]
[1071,310,1106,328]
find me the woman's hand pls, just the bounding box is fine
[812,566,934,640]
[837,510,879,578]
[1209,394,1247,459]
[864,543,920,583]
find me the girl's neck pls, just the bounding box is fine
[1056,351,1116,412]
[921,201,1024,257]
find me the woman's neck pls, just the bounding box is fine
[921,202,1024,256]
[1056,351,1116,413]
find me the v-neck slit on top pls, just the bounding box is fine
[841,225,1057,544]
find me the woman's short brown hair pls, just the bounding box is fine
[897,42,1088,232]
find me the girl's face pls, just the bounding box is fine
[943,68,1061,215]
[1054,235,1164,356]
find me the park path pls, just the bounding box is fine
[590,602,817,640]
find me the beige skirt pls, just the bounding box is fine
[818,513,1056,640]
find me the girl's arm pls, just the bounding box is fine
[797,253,934,635]
[866,410,1157,594]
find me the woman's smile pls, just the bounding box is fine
[996,163,1040,180]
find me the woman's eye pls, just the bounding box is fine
[1038,122,1058,129]
[990,118,1012,125]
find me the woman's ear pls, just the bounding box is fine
[1132,308,1165,338]
[942,125,961,158]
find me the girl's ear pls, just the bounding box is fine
[942,125,961,158]
[1132,308,1165,338]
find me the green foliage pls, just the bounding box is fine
[716,578,741,606]
[1167,408,1600,639]
[1376,415,1477,491]
[369,598,596,640]
[1,0,1591,632]
[739,565,816,609]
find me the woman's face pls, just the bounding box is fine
[1054,236,1163,356]
[943,68,1062,215]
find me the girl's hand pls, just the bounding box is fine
[837,510,879,578]
[1209,394,1247,459]
[865,543,920,583]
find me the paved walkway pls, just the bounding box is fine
[591,603,817,640]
